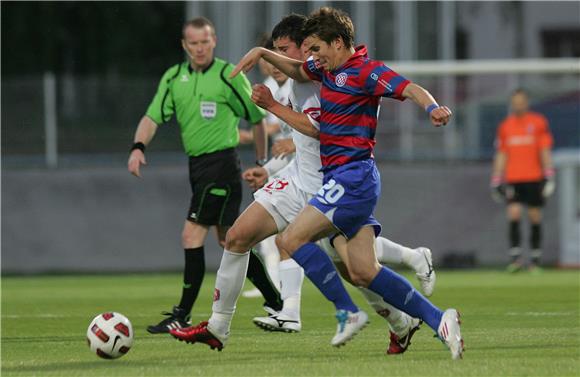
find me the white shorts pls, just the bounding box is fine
[254,175,313,232]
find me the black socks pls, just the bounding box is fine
[178,247,205,314]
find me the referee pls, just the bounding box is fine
[128,17,282,334]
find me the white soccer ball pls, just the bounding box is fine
[86,312,133,359]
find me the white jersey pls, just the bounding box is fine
[254,80,322,229]
[263,76,279,127]
[272,79,294,141]
[281,80,322,195]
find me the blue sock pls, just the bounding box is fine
[368,266,443,331]
[292,242,358,313]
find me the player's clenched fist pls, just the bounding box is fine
[430,106,452,127]
[251,84,275,110]
[242,166,269,191]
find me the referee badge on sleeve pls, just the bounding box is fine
[201,101,217,119]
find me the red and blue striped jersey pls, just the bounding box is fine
[302,45,410,171]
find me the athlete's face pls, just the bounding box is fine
[273,36,303,60]
[300,38,313,60]
[305,35,339,71]
[511,92,529,116]
[265,60,288,86]
[182,25,216,70]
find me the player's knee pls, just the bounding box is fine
[275,234,290,259]
[507,204,522,220]
[224,225,252,251]
[348,268,374,287]
[277,232,300,256]
[528,208,542,223]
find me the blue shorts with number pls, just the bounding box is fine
[309,159,382,239]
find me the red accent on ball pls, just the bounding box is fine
[114,323,130,337]
[96,349,113,359]
[91,324,110,342]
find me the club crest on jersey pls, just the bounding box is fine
[335,72,348,87]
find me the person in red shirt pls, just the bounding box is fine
[491,89,555,272]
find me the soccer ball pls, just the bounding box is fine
[86,312,133,359]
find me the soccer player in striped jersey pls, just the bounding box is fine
[248,15,435,354]
[229,7,464,359]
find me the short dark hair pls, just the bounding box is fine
[303,7,354,48]
[271,13,308,47]
[512,88,529,98]
[182,17,216,37]
[263,37,274,50]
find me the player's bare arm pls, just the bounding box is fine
[239,120,280,145]
[490,151,507,202]
[251,84,320,139]
[271,139,296,158]
[230,47,310,83]
[540,148,556,197]
[492,151,507,178]
[238,129,253,144]
[128,116,158,178]
[252,118,268,162]
[402,83,452,127]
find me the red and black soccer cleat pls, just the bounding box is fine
[386,320,421,355]
[169,321,224,351]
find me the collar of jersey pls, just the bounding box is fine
[187,58,215,74]
[331,45,368,74]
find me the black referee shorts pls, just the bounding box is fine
[186,148,242,226]
[506,180,545,207]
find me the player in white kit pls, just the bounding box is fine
[243,40,295,300]
[243,16,435,354]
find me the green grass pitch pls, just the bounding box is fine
[2,270,579,376]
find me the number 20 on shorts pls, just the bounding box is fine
[317,179,345,204]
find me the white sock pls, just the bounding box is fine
[375,237,422,271]
[257,235,281,291]
[278,258,304,320]
[358,287,410,337]
[208,249,250,341]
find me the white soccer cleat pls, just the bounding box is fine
[415,247,436,297]
[253,314,301,333]
[437,309,464,360]
[331,310,369,347]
